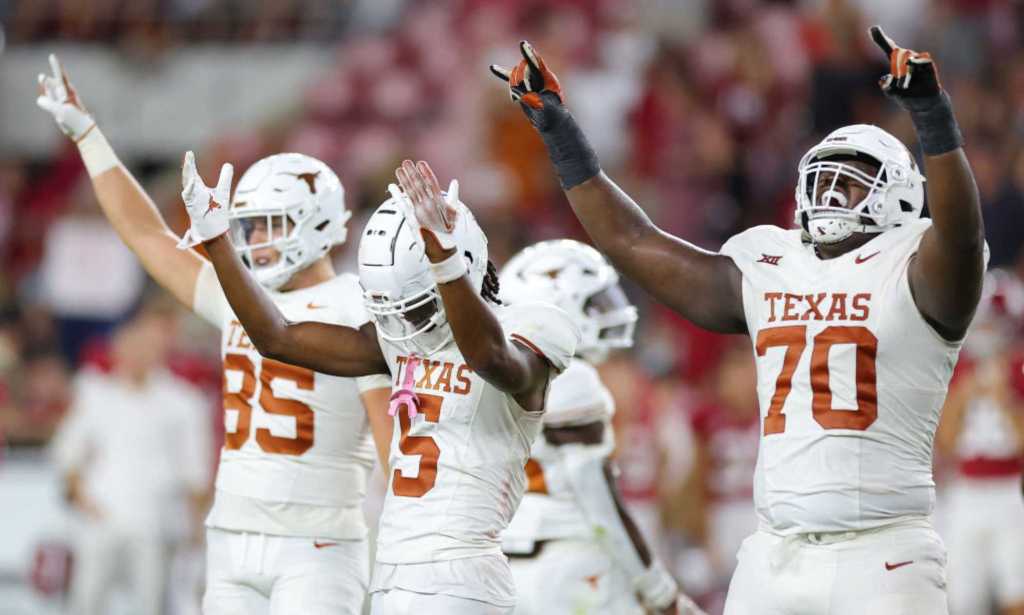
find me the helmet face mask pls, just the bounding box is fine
[230,212,299,277]
[358,194,489,357]
[500,239,637,365]
[363,286,453,356]
[795,125,924,246]
[229,153,351,291]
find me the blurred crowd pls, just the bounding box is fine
[1,0,1023,613]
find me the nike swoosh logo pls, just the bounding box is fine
[885,560,913,571]
[307,302,326,310]
[313,541,338,549]
[855,251,881,264]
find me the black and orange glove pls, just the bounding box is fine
[870,25,962,156]
[490,41,601,189]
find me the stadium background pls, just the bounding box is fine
[1,0,1023,614]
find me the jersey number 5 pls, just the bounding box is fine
[223,353,315,455]
[757,325,878,435]
[393,393,444,497]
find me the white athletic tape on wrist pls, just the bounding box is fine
[76,128,119,178]
[635,560,678,610]
[430,250,467,284]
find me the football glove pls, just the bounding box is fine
[35,54,95,142]
[177,151,233,249]
[393,159,460,253]
[870,25,962,155]
[870,26,942,108]
[489,40,568,132]
[490,41,600,189]
[673,594,709,615]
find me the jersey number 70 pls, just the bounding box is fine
[757,325,878,435]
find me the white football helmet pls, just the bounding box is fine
[795,124,925,245]
[358,192,489,356]
[228,153,351,290]
[499,239,636,364]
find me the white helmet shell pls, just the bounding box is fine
[358,194,488,355]
[499,239,636,364]
[795,124,925,245]
[229,153,351,290]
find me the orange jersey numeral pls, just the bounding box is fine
[223,353,316,454]
[524,458,548,494]
[392,393,443,497]
[757,325,879,435]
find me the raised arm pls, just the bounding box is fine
[180,153,388,378]
[394,160,555,412]
[35,54,205,309]
[869,27,985,340]
[490,43,746,335]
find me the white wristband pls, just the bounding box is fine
[430,250,467,284]
[76,127,119,178]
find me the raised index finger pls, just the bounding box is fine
[869,26,895,56]
[49,54,63,82]
[519,40,543,76]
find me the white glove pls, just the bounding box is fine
[636,560,680,613]
[674,594,708,615]
[177,151,234,249]
[393,159,460,250]
[35,54,95,142]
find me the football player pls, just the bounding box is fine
[36,55,393,615]
[498,239,704,615]
[492,25,985,614]
[178,155,578,614]
[936,271,1024,615]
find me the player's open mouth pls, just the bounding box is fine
[254,255,273,267]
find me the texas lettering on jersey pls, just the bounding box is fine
[393,354,473,395]
[762,292,871,323]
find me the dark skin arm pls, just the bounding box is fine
[395,160,554,412]
[908,149,984,340]
[204,235,388,377]
[869,27,985,340]
[566,174,747,334]
[491,42,745,336]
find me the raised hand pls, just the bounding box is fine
[489,41,600,190]
[868,25,962,156]
[490,40,568,132]
[35,53,96,142]
[393,159,460,260]
[177,151,234,249]
[869,26,943,106]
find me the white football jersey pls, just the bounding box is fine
[193,263,391,540]
[374,302,577,565]
[502,359,615,551]
[720,219,968,534]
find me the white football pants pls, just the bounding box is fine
[202,528,368,615]
[723,518,948,615]
[509,539,642,615]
